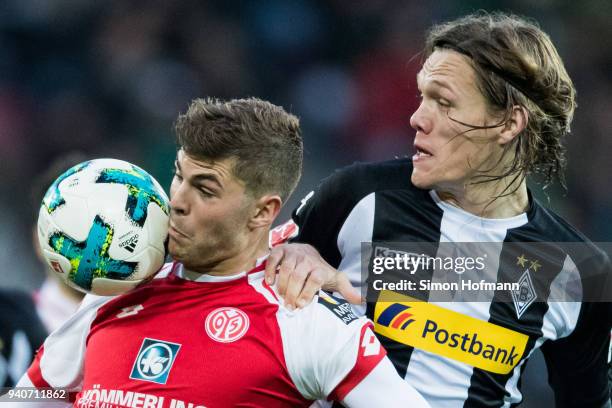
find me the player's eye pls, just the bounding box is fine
[197,188,214,198]
[437,98,451,108]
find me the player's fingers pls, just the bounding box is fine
[276,254,297,297]
[265,246,285,285]
[334,273,362,305]
[295,269,325,309]
[283,262,311,310]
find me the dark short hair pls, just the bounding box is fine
[425,11,576,190]
[174,97,303,202]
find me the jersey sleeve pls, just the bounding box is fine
[542,250,612,407]
[21,294,110,391]
[340,357,430,408]
[287,163,376,268]
[279,291,387,401]
[542,302,611,407]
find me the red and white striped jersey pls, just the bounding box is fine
[15,261,428,408]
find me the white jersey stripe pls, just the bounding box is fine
[502,254,583,406]
[38,294,111,389]
[336,192,375,316]
[403,193,526,406]
[337,193,375,287]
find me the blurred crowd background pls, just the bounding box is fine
[0,0,610,404]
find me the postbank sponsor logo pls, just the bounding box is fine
[373,290,528,374]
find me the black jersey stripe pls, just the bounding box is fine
[462,200,585,407]
[368,188,444,378]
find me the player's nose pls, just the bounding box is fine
[169,183,189,216]
[410,102,433,135]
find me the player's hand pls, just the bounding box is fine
[264,243,362,309]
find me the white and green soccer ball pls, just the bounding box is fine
[37,159,170,296]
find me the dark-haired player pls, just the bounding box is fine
[9,98,428,408]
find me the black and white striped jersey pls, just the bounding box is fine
[0,289,47,388]
[290,158,611,408]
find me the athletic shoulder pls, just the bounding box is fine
[525,198,610,326]
[279,290,384,401]
[527,198,609,266]
[529,198,594,242]
[283,290,363,331]
[290,158,422,265]
[320,158,416,201]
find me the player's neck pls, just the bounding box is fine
[194,234,270,277]
[436,177,529,219]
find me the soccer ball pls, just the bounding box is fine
[37,159,170,296]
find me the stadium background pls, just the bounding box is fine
[0,1,609,406]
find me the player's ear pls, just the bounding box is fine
[248,194,282,229]
[499,105,528,145]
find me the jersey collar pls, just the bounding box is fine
[429,190,529,230]
[174,254,269,283]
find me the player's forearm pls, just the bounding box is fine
[341,358,430,408]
